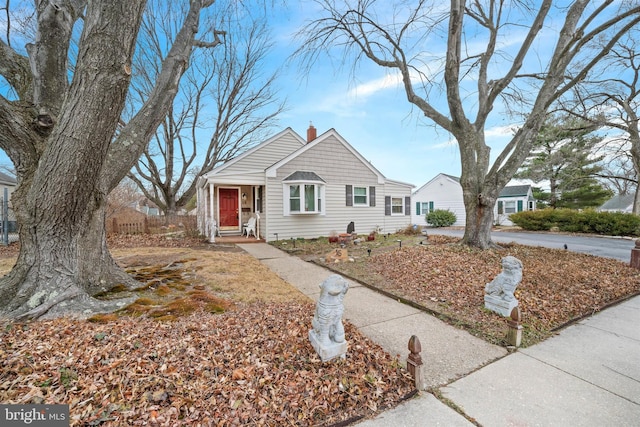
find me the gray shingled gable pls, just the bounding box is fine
[599,194,634,211]
[0,171,16,185]
[283,171,326,182]
[499,185,530,198]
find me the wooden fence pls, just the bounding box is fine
[108,214,197,235]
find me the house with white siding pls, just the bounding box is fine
[411,173,466,227]
[412,173,536,228]
[0,171,16,202]
[196,125,414,242]
[494,185,536,226]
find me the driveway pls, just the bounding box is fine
[428,228,636,262]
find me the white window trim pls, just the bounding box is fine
[283,182,325,215]
[504,200,517,214]
[391,196,404,215]
[353,186,369,206]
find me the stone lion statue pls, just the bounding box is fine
[311,274,349,346]
[485,255,523,302]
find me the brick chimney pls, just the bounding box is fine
[307,123,317,143]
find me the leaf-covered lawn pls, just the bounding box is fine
[0,236,415,426]
[275,233,640,346]
[0,305,413,426]
[369,241,640,345]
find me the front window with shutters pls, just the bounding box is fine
[391,197,403,214]
[504,200,516,214]
[346,185,376,207]
[353,186,368,205]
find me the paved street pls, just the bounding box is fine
[429,228,636,262]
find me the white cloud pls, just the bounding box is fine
[347,73,403,98]
[485,124,519,138]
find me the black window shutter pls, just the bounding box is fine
[384,196,391,216]
[404,196,410,215]
[498,201,504,214]
[346,185,353,206]
[369,186,376,207]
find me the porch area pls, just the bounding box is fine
[197,180,265,243]
[211,234,263,244]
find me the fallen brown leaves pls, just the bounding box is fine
[274,233,640,346]
[341,239,640,346]
[0,236,414,426]
[0,304,414,426]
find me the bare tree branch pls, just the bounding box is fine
[296,0,640,248]
[128,12,284,215]
[102,0,221,192]
[26,1,85,125]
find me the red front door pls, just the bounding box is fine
[219,188,239,228]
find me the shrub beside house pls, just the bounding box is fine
[411,173,536,228]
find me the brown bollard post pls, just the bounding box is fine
[407,335,423,390]
[630,240,640,269]
[506,306,523,348]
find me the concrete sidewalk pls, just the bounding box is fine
[440,295,640,426]
[237,243,640,426]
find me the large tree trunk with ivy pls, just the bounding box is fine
[0,0,220,320]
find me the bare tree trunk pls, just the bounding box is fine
[78,199,139,295]
[461,194,496,248]
[0,185,135,320]
[631,137,640,215]
[459,157,499,249]
[549,177,558,209]
[0,0,222,320]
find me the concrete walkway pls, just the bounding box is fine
[237,243,640,426]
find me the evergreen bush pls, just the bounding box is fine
[426,209,457,227]
[510,208,640,236]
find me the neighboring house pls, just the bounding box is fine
[598,193,635,213]
[196,125,414,242]
[412,173,536,227]
[0,171,17,236]
[411,173,466,227]
[0,171,16,203]
[136,198,161,216]
[494,185,536,226]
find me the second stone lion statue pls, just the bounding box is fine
[485,255,523,302]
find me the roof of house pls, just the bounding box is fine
[0,171,16,186]
[283,171,326,182]
[197,127,306,187]
[599,193,634,211]
[442,173,460,183]
[266,128,391,186]
[499,185,531,198]
[199,126,413,189]
[412,173,460,194]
